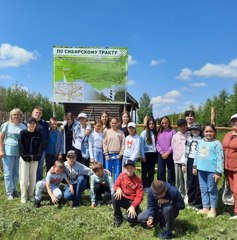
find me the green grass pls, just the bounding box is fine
[0,170,237,240]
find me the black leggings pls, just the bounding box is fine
[141,152,157,188]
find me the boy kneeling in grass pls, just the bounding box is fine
[138,180,185,239]
[34,160,74,208]
[90,162,114,207]
[112,160,144,227]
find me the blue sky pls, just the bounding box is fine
[1,0,237,118]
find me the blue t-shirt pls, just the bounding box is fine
[0,122,26,156]
[46,131,57,154]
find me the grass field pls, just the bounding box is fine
[0,168,236,240]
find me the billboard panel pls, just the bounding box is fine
[53,46,128,103]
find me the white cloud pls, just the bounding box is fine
[190,82,207,87]
[150,90,182,105]
[177,101,200,113]
[0,74,12,80]
[0,43,39,68]
[127,79,135,86]
[153,106,171,118]
[128,55,138,65]
[150,59,166,66]
[176,68,192,80]
[176,57,237,80]
[180,86,191,92]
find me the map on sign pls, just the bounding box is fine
[53,47,128,103]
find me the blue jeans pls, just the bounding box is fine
[198,170,218,208]
[137,204,179,231]
[105,153,121,182]
[64,176,86,206]
[36,150,46,182]
[3,155,20,195]
[93,148,104,164]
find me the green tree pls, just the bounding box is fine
[0,86,7,111]
[137,93,153,123]
[0,83,64,120]
[212,89,229,126]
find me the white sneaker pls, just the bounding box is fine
[229,215,237,220]
[7,195,13,200]
[184,195,189,205]
[21,198,27,204]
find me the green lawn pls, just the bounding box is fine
[0,169,236,240]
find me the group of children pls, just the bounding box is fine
[0,107,228,239]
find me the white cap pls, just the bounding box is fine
[78,113,87,119]
[128,122,136,128]
[230,114,237,121]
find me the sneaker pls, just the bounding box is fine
[207,209,216,218]
[198,208,209,215]
[72,203,79,209]
[159,230,173,239]
[34,200,41,208]
[114,218,123,227]
[7,195,13,200]
[184,195,189,205]
[13,191,20,198]
[229,215,237,220]
[96,201,102,207]
[21,198,27,204]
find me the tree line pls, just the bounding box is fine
[0,83,64,120]
[138,80,237,126]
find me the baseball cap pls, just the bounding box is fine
[78,113,87,119]
[230,114,237,121]
[124,160,135,167]
[66,150,76,157]
[128,122,136,128]
[151,180,166,196]
[177,119,187,126]
[190,122,203,131]
[27,117,37,124]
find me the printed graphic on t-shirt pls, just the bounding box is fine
[198,144,209,159]
[127,139,134,149]
[189,141,198,157]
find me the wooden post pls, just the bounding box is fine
[123,104,126,111]
[171,115,174,125]
[211,107,216,125]
[130,105,134,121]
[144,115,148,128]
[53,102,56,117]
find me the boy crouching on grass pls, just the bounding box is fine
[34,160,74,208]
[112,160,144,227]
[64,150,94,208]
[90,162,114,207]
